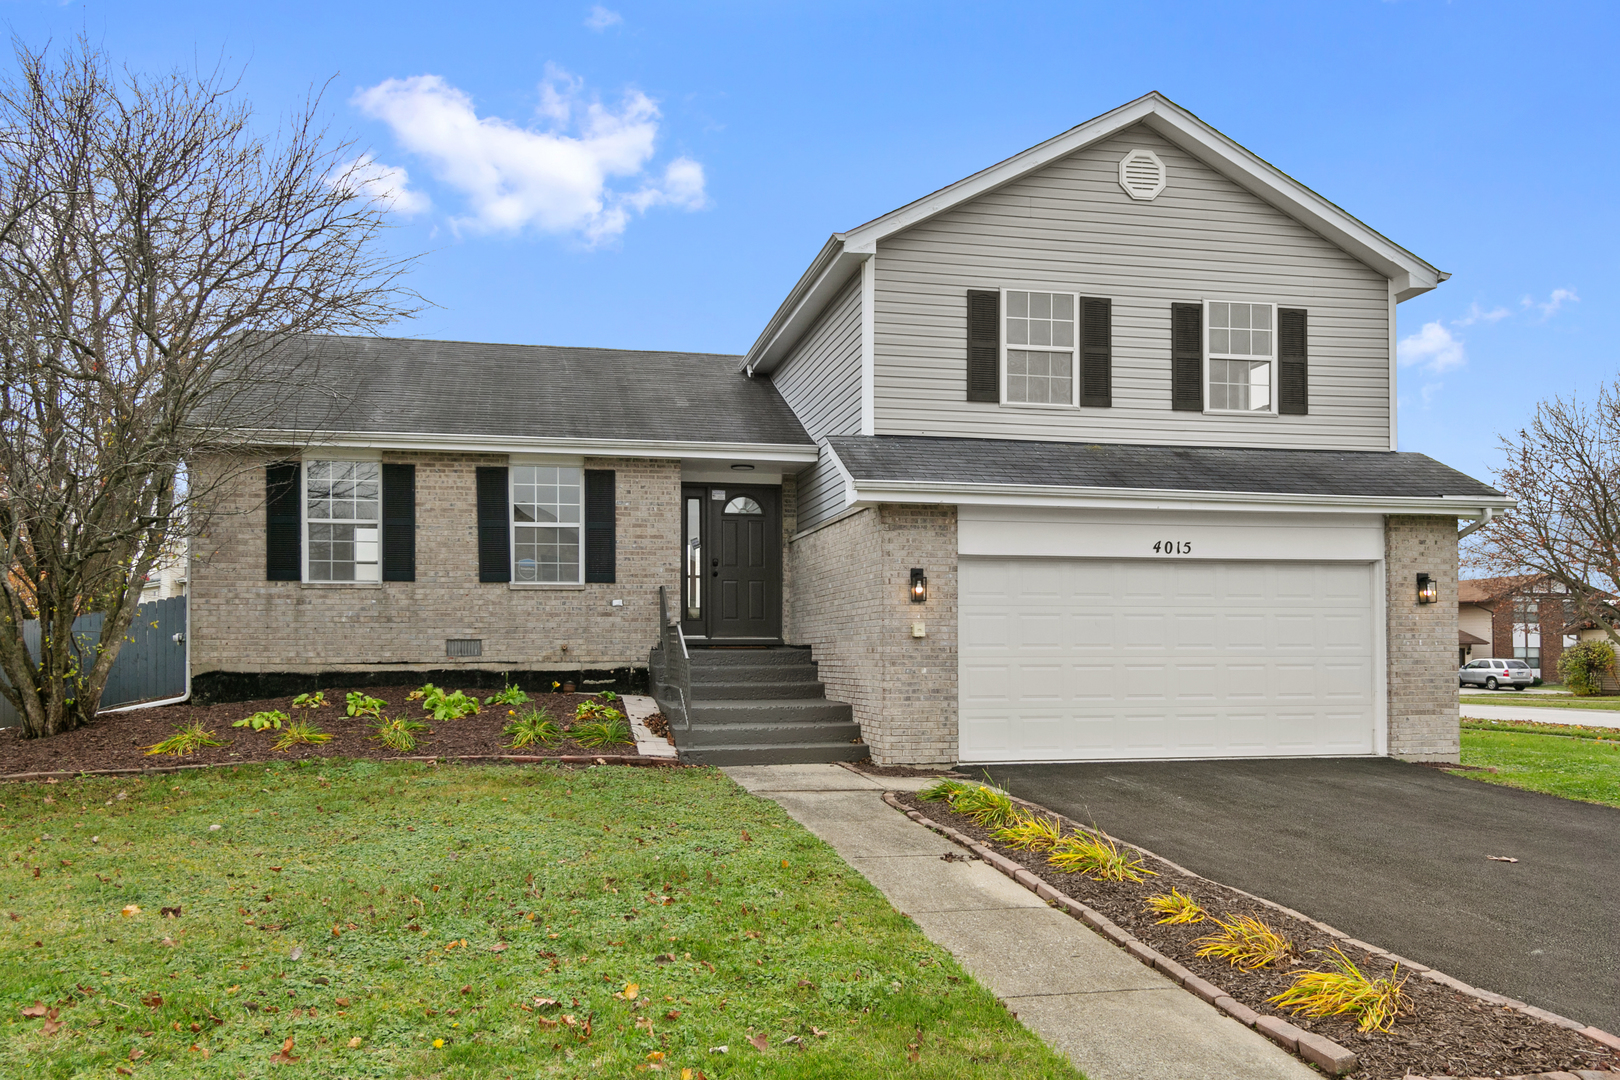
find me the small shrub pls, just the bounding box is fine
[575,700,623,722]
[345,691,386,719]
[1144,887,1206,925]
[272,719,333,751]
[418,685,480,721]
[951,785,1019,828]
[1192,914,1296,971]
[1047,831,1157,883]
[371,716,428,753]
[144,722,225,757]
[569,715,633,749]
[232,710,287,732]
[290,691,327,710]
[486,683,529,707]
[1269,946,1409,1033]
[1558,640,1617,697]
[917,778,975,803]
[504,708,563,749]
[990,810,1063,851]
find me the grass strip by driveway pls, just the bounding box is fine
[1458,694,1620,710]
[1458,729,1620,808]
[1,759,1081,1078]
[1462,717,1620,741]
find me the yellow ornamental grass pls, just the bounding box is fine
[990,810,1064,851]
[1191,914,1295,971]
[1269,947,1410,1033]
[1144,887,1206,925]
[1046,831,1156,883]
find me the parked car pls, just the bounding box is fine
[1459,658,1534,690]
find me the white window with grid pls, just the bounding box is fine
[512,465,582,583]
[305,460,380,582]
[1206,300,1276,413]
[1003,289,1078,406]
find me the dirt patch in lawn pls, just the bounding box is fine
[0,686,638,776]
[898,791,1618,1080]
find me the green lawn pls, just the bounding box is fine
[1,760,1080,1079]
[1459,694,1620,711]
[1458,727,1620,808]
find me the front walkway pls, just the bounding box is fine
[724,763,1314,1080]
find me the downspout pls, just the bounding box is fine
[1456,507,1496,540]
[100,533,192,714]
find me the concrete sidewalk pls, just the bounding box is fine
[724,763,1315,1080]
[1461,702,1620,726]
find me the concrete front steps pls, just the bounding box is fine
[677,646,865,766]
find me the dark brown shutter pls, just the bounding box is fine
[381,463,416,582]
[584,469,616,583]
[1278,308,1308,415]
[1171,303,1204,411]
[475,466,510,583]
[265,462,301,581]
[1081,297,1112,407]
[966,289,1000,402]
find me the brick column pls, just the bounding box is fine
[1384,515,1460,761]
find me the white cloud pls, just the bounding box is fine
[326,153,431,217]
[352,70,706,243]
[584,5,622,30]
[1453,302,1510,327]
[1398,321,1466,374]
[1522,287,1579,319]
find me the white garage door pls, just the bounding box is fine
[959,558,1378,762]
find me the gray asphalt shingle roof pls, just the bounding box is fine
[262,334,813,445]
[824,435,1503,499]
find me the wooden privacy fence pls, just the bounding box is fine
[0,596,187,728]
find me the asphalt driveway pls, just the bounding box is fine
[983,758,1620,1033]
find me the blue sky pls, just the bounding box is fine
[6,1,1615,483]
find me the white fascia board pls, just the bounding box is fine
[742,239,867,375]
[847,478,1516,518]
[238,429,821,465]
[837,92,1444,303]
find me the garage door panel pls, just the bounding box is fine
[959,557,1377,762]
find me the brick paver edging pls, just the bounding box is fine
[0,753,686,784]
[880,791,1620,1080]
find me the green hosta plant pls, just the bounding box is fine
[486,683,529,707]
[291,690,327,710]
[144,722,225,757]
[232,710,287,732]
[416,684,481,721]
[371,716,428,753]
[272,719,333,751]
[569,715,633,749]
[504,707,563,749]
[574,700,624,723]
[595,690,619,703]
[345,691,386,719]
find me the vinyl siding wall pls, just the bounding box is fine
[794,448,850,533]
[872,123,1393,450]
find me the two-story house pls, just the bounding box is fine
[188,93,1511,766]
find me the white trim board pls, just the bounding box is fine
[957,506,1383,562]
[237,429,820,465]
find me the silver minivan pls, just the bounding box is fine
[1459,658,1534,690]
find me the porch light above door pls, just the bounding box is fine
[1416,573,1437,605]
[910,568,928,603]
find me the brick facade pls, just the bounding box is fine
[189,451,680,678]
[785,504,959,766]
[1385,514,1460,761]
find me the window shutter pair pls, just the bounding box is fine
[265,462,417,581]
[475,466,616,584]
[965,290,1112,406]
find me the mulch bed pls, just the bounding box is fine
[899,791,1618,1080]
[0,685,640,777]
[849,762,964,779]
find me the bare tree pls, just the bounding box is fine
[0,38,418,737]
[1466,379,1620,648]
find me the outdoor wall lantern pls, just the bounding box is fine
[1416,573,1438,605]
[910,568,928,603]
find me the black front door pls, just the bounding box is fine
[680,484,781,642]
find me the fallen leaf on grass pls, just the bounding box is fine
[747,1032,769,1052]
[160,906,182,918]
[490,942,508,953]
[41,1016,63,1035]
[782,1034,804,1047]
[269,1036,299,1063]
[128,1048,144,1061]
[347,1036,362,1048]
[1487,855,1520,863]
[141,993,162,1009]
[289,946,303,960]
[708,1045,728,1054]
[115,1069,133,1076]
[615,982,639,1000]
[120,905,141,917]
[20,1002,47,1017]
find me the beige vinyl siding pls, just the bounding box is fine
[770,273,863,441]
[795,446,851,532]
[872,123,1392,450]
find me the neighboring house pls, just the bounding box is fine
[1459,573,1614,681]
[189,92,1511,766]
[140,541,188,601]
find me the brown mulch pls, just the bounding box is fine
[0,686,639,777]
[899,791,1617,1080]
[849,762,965,778]
[642,711,674,745]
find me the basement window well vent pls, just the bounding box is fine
[1118,149,1167,201]
[446,638,483,658]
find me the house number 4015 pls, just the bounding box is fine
[1153,541,1192,555]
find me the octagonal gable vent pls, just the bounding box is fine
[1118,149,1166,201]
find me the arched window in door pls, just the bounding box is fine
[723,496,763,515]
